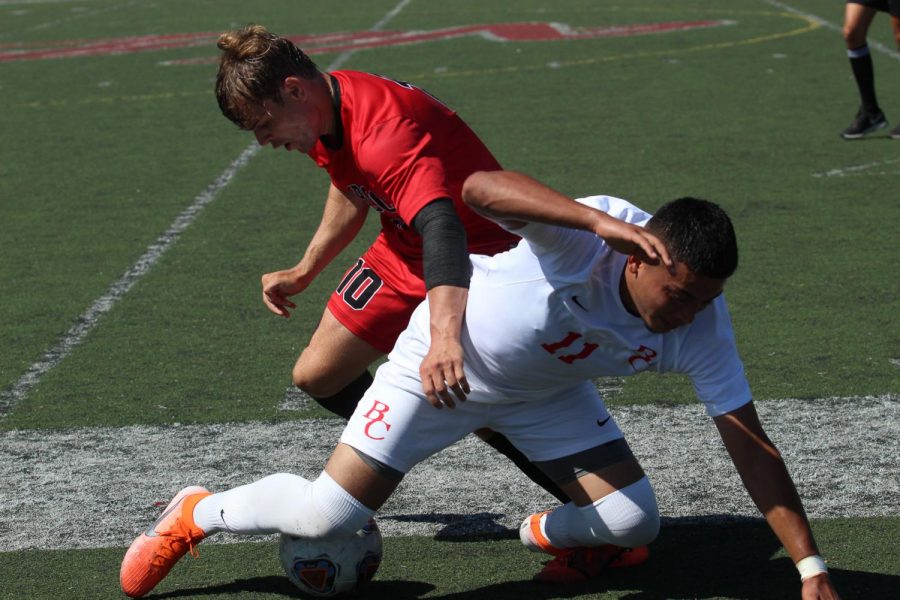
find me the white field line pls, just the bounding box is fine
[0,396,896,552]
[0,143,259,417]
[0,0,413,419]
[813,157,900,178]
[763,0,900,61]
[0,0,103,5]
[0,0,144,36]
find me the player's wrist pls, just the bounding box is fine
[795,555,827,581]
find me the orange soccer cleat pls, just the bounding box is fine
[119,486,212,598]
[534,544,649,584]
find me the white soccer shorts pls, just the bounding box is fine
[340,361,625,475]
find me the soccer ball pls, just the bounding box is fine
[279,519,383,597]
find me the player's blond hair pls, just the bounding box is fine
[215,24,320,128]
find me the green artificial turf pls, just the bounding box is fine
[0,519,896,599]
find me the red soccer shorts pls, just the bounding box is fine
[326,256,424,354]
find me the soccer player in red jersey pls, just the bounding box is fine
[213,26,565,501]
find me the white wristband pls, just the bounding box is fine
[796,555,828,581]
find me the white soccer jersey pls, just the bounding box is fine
[385,195,752,417]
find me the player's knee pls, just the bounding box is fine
[843,24,865,47]
[581,477,660,548]
[607,506,660,548]
[292,362,340,398]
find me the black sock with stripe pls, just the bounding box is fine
[848,44,881,115]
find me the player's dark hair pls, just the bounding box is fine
[645,197,738,279]
[215,24,320,128]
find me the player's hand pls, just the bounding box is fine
[261,268,308,318]
[595,218,674,270]
[420,337,469,409]
[801,573,840,600]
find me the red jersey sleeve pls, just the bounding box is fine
[354,116,453,227]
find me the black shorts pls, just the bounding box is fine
[848,0,900,17]
[533,438,635,485]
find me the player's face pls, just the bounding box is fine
[246,79,327,153]
[624,258,725,334]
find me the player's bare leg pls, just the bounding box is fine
[323,443,401,510]
[292,308,384,416]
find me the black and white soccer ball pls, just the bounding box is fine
[278,519,383,597]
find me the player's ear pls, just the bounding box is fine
[282,76,305,102]
[626,254,642,275]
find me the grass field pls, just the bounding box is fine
[0,0,898,598]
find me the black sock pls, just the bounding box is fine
[482,432,569,504]
[311,370,374,420]
[849,45,880,115]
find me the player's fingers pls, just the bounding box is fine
[433,373,456,409]
[439,386,456,409]
[262,295,284,316]
[636,236,659,262]
[422,380,442,409]
[271,300,292,318]
[454,360,471,394]
[264,290,296,314]
[427,394,443,409]
[450,363,469,400]
[448,383,466,403]
[644,231,673,267]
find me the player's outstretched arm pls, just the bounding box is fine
[262,184,368,318]
[462,170,671,267]
[713,402,841,599]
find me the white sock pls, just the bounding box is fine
[543,476,659,548]
[193,472,374,537]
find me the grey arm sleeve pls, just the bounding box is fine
[411,198,472,290]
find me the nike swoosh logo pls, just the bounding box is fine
[145,501,181,537]
[597,416,611,427]
[571,296,587,311]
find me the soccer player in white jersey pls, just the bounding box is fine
[120,171,840,599]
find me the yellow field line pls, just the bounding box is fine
[413,11,820,81]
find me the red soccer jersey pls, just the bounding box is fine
[307,70,519,297]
